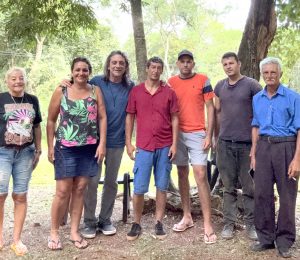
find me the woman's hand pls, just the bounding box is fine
[95,143,106,163]
[48,147,55,164]
[32,150,41,170]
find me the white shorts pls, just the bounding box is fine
[173,130,208,166]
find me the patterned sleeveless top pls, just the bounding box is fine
[56,86,98,147]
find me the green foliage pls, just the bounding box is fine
[289,61,300,92]
[56,25,119,74]
[0,0,98,44]
[0,14,33,90]
[277,0,300,28]
[139,0,242,84]
[268,27,300,91]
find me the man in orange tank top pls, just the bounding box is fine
[168,50,216,244]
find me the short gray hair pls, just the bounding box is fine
[5,67,27,83]
[259,57,282,73]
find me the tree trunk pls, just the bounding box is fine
[34,35,45,62]
[28,35,45,94]
[129,0,148,83]
[238,0,277,81]
[163,35,171,79]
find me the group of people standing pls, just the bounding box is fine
[0,49,299,258]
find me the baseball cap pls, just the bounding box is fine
[178,50,194,60]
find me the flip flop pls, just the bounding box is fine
[11,242,28,256]
[172,222,194,232]
[204,232,217,244]
[48,237,62,250]
[69,237,88,249]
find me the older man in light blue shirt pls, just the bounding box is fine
[250,57,300,258]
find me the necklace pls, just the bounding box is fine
[10,94,24,104]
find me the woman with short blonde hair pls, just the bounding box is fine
[0,67,42,256]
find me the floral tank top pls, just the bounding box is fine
[56,86,98,147]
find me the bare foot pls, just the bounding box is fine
[204,232,217,244]
[11,240,28,256]
[48,237,62,250]
[173,218,194,232]
[203,222,216,243]
[70,233,88,249]
[204,223,214,234]
[0,235,4,250]
[48,230,62,250]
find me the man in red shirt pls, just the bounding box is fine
[168,50,216,244]
[125,57,179,241]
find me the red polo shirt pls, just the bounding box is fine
[126,81,179,151]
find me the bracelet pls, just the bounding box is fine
[35,150,42,155]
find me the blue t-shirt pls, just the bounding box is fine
[90,75,134,148]
[252,84,300,136]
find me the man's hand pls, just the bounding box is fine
[203,136,212,151]
[95,143,106,163]
[126,144,136,160]
[168,144,177,161]
[250,154,256,171]
[288,159,300,179]
[249,146,256,171]
[61,79,72,88]
[212,137,218,151]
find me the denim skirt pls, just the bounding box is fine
[54,143,98,180]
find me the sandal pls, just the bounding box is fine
[11,242,28,256]
[69,237,88,249]
[48,237,62,250]
[204,232,217,244]
[172,222,194,232]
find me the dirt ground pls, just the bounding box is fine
[0,187,299,260]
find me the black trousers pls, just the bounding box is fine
[217,140,254,225]
[254,139,298,248]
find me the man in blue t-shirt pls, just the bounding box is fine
[82,51,134,238]
[250,57,300,258]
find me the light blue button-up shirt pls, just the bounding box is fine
[252,84,300,136]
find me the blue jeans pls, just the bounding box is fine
[133,146,172,194]
[216,140,254,225]
[0,144,35,194]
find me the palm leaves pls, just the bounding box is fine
[57,97,98,145]
[61,120,79,141]
[68,100,89,123]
